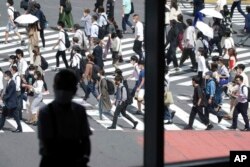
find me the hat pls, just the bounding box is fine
[205,71,213,77]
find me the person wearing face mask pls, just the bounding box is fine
[0,70,22,133]
[22,65,36,124]
[38,69,92,167]
[107,75,138,129]
[97,69,112,120]
[22,71,43,125]
[8,55,18,70]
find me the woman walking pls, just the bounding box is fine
[28,23,39,64]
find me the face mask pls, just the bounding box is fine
[29,71,34,75]
[6,3,9,7]
[54,90,74,104]
[4,77,8,81]
[133,19,136,23]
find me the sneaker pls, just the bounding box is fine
[223,95,230,100]
[240,128,250,131]
[107,126,116,129]
[21,40,25,46]
[205,124,214,130]
[164,120,173,124]
[184,125,193,130]
[227,126,236,130]
[42,91,50,95]
[132,121,138,129]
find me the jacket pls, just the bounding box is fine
[3,80,17,109]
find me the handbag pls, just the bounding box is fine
[219,78,229,86]
[164,91,174,105]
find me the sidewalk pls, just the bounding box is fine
[205,0,250,4]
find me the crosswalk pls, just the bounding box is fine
[179,2,247,26]
[0,26,250,133]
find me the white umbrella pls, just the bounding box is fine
[200,8,223,19]
[196,21,214,38]
[15,14,38,24]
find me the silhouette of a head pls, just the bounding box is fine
[53,69,77,92]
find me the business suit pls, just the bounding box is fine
[93,45,104,69]
[0,80,22,131]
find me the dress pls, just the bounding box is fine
[99,78,112,111]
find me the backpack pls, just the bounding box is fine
[106,79,115,95]
[241,86,250,102]
[64,0,72,14]
[75,54,85,75]
[64,31,71,48]
[9,8,20,23]
[122,80,133,105]
[40,55,49,70]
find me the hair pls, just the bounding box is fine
[246,6,250,13]
[73,24,80,30]
[98,69,105,76]
[87,54,95,62]
[177,14,183,22]
[133,14,139,17]
[108,17,118,29]
[34,3,41,9]
[170,0,178,10]
[223,5,230,16]
[15,49,24,57]
[93,38,100,44]
[130,55,139,63]
[73,45,81,53]
[211,63,218,72]
[213,18,221,26]
[29,65,36,70]
[73,37,79,43]
[192,76,200,84]
[9,55,18,64]
[84,8,90,14]
[98,6,105,13]
[115,69,123,75]
[224,30,231,37]
[11,65,18,73]
[235,75,244,82]
[138,60,145,66]
[114,75,123,82]
[7,0,14,6]
[35,71,43,80]
[111,32,117,39]
[53,69,78,91]
[92,15,98,21]
[197,31,204,39]
[57,21,65,28]
[4,70,12,78]
[237,64,245,71]
[186,19,193,26]
[228,48,237,61]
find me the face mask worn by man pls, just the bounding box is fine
[54,90,75,104]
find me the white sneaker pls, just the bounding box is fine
[42,91,50,95]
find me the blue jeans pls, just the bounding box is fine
[193,12,203,27]
[164,106,172,121]
[131,80,139,97]
[230,0,245,18]
[122,14,133,31]
[84,81,98,100]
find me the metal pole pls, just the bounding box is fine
[144,0,165,166]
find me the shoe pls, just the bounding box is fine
[218,116,223,123]
[21,40,25,46]
[135,110,143,115]
[107,126,116,129]
[164,120,173,124]
[171,111,176,119]
[223,96,230,100]
[42,91,50,95]
[205,124,214,130]
[227,126,236,130]
[132,121,138,129]
[240,128,250,131]
[123,30,127,34]
[12,129,22,133]
[184,125,193,130]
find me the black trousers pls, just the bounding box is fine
[179,48,197,68]
[0,107,22,130]
[56,50,69,68]
[205,95,223,119]
[166,45,178,68]
[111,102,136,128]
[133,40,143,61]
[230,0,245,18]
[40,28,45,47]
[188,106,209,127]
[209,36,222,56]
[232,102,249,129]
[17,92,23,120]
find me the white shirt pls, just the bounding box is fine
[197,55,208,76]
[33,80,44,94]
[111,37,122,52]
[132,63,140,80]
[0,71,3,90]
[58,31,66,51]
[169,7,182,21]
[241,72,249,87]
[135,21,144,41]
[12,72,21,92]
[91,22,99,38]
[71,53,81,69]
[184,26,196,48]
[237,84,248,103]
[18,58,28,76]
[224,37,234,59]
[98,13,108,27]
[7,6,14,21]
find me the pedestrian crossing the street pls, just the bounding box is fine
[1,26,250,133]
[179,2,247,26]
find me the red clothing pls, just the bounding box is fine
[229,56,236,70]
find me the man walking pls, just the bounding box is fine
[52,21,69,70]
[184,76,213,130]
[132,14,144,61]
[230,0,245,18]
[0,71,22,133]
[122,0,135,34]
[227,75,250,131]
[108,75,138,129]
